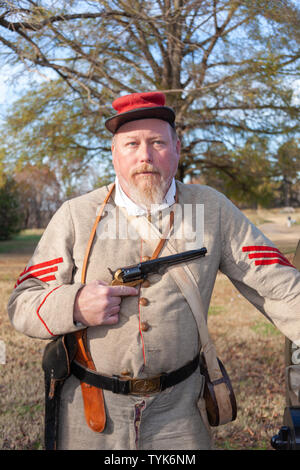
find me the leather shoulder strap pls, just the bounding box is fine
[81,183,116,284]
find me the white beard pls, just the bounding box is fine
[127,165,170,209]
[129,178,168,208]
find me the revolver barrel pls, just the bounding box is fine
[111,247,207,286]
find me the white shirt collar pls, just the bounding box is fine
[114,176,176,216]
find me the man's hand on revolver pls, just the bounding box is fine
[73,280,138,326]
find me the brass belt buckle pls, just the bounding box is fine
[130,376,161,394]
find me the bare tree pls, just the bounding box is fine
[1,0,299,184]
[14,164,62,228]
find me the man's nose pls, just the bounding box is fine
[138,143,153,163]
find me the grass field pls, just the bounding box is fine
[0,210,299,450]
[0,231,45,449]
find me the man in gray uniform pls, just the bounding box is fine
[7,92,300,450]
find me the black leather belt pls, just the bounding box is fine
[71,354,199,395]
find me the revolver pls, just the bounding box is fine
[109,247,207,287]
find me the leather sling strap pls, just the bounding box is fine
[81,183,116,285]
[139,216,234,424]
[74,329,106,432]
[74,183,115,433]
[150,200,176,259]
[75,183,177,432]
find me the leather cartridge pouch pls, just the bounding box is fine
[199,352,237,426]
[73,329,106,432]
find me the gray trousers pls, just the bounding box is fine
[58,370,212,450]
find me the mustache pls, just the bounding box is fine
[130,164,161,177]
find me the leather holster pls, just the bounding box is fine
[42,333,77,450]
[42,329,106,450]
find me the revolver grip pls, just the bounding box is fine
[111,268,144,287]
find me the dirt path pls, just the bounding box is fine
[247,209,300,252]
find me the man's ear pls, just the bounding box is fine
[111,139,116,165]
[111,134,116,154]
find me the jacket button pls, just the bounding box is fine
[141,321,150,332]
[141,279,150,288]
[139,297,149,306]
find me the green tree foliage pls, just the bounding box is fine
[0,0,299,204]
[0,175,23,240]
[196,137,277,207]
[3,81,109,194]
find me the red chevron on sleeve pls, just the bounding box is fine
[242,246,295,268]
[15,257,63,287]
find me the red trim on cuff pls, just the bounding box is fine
[36,286,62,336]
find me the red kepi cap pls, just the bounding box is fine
[105,91,176,134]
